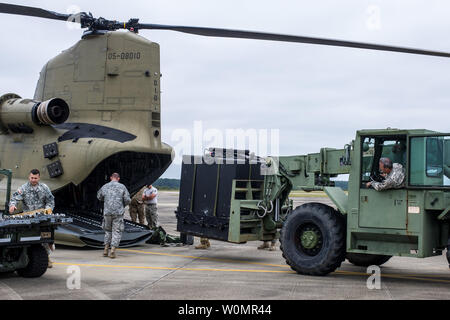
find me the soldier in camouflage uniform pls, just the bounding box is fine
[97,173,131,259]
[366,157,406,191]
[129,186,146,224]
[9,169,55,267]
[142,184,158,230]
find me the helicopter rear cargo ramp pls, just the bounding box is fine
[54,210,152,248]
[0,178,154,248]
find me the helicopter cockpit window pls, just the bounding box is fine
[410,136,450,187]
[361,136,407,186]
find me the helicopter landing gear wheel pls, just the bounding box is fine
[280,203,346,276]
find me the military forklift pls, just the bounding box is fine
[176,129,450,275]
[0,169,72,277]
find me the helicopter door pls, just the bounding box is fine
[358,137,408,230]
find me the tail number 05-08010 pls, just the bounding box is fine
[108,52,141,60]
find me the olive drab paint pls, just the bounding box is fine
[177,129,450,275]
[1,31,172,192]
[2,3,450,251]
[0,31,173,247]
[5,31,171,187]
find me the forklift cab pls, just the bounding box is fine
[358,133,450,189]
[349,131,449,258]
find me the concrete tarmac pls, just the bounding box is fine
[0,191,449,300]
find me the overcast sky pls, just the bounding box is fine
[1,1,449,178]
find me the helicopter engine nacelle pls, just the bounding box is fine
[0,93,70,134]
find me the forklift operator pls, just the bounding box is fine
[366,157,405,191]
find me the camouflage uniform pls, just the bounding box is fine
[9,182,55,260]
[97,181,131,248]
[143,186,158,230]
[129,186,146,224]
[9,182,54,212]
[372,163,406,191]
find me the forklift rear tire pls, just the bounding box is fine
[346,253,392,267]
[280,203,346,276]
[16,245,48,278]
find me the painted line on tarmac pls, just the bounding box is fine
[117,248,450,283]
[82,282,112,300]
[334,270,450,284]
[0,281,23,300]
[289,195,328,198]
[117,248,290,268]
[54,262,295,274]
[53,262,450,284]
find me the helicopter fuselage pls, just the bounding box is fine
[0,31,173,214]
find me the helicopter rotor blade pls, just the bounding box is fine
[1,3,449,58]
[0,3,71,22]
[138,24,450,58]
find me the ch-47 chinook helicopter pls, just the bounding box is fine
[0,3,449,248]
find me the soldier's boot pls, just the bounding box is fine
[268,243,277,251]
[47,257,53,268]
[103,245,109,257]
[109,247,116,259]
[257,241,270,250]
[195,238,210,249]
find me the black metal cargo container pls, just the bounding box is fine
[176,150,263,241]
